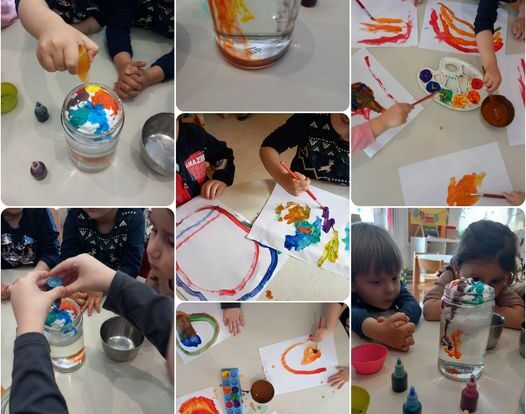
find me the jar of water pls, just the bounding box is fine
[438,278,494,381]
[207,0,302,69]
[43,298,85,372]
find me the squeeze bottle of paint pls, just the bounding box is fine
[403,386,422,414]
[301,0,318,7]
[460,374,479,412]
[34,102,49,122]
[391,357,408,393]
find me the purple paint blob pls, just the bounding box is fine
[419,69,433,83]
[426,81,441,93]
[322,207,336,233]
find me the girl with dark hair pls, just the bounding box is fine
[423,220,525,329]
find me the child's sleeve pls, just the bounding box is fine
[351,306,372,337]
[105,0,136,60]
[203,130,236,186]
[423,270,454,304]
[221,303,241,309]
[260,114,311,153]
[496,285,525,307]
[58,210,83,263]
[152,49,174,81]
[117,210,145,277]
[474,0,500,34]
[351,122,375,154]
[395,285,422,325]
[36,209,60,269]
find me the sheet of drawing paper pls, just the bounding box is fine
[351,48,424,157]
[398,142,512,205]
[259,335,339,396]
[247,184,349,278]
[176,197,287,301]
[419,0,508,55]
[176,387,225,414]
[176,303,232,364]
[351,0,418,48]
[498,54,525,146]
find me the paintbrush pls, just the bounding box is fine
[354,0,376,21]
[412,90,440,106]
[470,193,506,199]
[279,161,324,209]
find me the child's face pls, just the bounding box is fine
[455,259,509,298]
[3,208,23,216]
[330,114,350,142]
[353,271,401,310]
[83,208,114,220]
[147,209,174,294]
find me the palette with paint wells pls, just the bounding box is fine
[220,368,244,414]
[417,57,487,111]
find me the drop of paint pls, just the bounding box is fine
[419,69,433,83]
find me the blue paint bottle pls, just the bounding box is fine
[392,357,408,393]
[403,386,422,414]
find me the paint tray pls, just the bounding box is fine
[220,368,244,414]
[417,57,487,111]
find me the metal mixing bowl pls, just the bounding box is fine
[486,313,505,350]
[141,113,174,176]
[100,316,144,362]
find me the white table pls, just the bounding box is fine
[176,0,349,111]
[352,318,524,414]
[176,179,350,301]
[176,303,350,414]
[1,22,174,205]
[1,268,173,413]
[351,0,525,205]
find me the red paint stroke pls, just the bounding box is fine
[429,3,503,53]
[364,55,397,102]
[351,107,372,120]
[178,395,220,414]
[519,58,525,106]
[358,14,413,46]
[177,206,260,296]
[280,342,327,375]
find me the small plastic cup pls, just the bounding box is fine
[351,343,388,375]
[351,385,370,414]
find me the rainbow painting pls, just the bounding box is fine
[176,387,225,414]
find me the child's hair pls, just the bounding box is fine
[351,222,402,280]
[452,220,518,282]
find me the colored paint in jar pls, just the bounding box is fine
[61,84,124,172]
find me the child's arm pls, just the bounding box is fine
[395,285,422,325]
[360,313,416,351]
[259,146,311,195]
[200,129,235,200]
[36,209,60,271]
[475,0,501,93]
[422,270,453,320]
[494,304,525,329]
[58,211,83,263]
[311,303,346,342]
[422,298,442,321]
[116,210,145,278]
[221,303,244,336]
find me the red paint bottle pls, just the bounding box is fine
[460,374,479,413]
[301,0,318,7]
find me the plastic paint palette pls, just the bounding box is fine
[220,368,244,414]
[417,57,487,111]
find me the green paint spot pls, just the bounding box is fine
[439,89,453,103]
[68,106,90,129]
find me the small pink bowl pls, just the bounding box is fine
[351,343,388,375]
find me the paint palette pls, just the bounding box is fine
[417,57,487,111]
[220,368,244,414]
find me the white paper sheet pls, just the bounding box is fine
[351,0,418,48]
[176,303,232,364]
[176,197,287,301]
[352,49,424,157]
[247,184,349,278]
[259,335,339,396]
[419,0,508,55]
[176,387,225,414]
[498,54,525,146]
[398,142,512,206]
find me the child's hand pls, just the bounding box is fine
[37,23,98,73]
[381,103,413,128]
[512,15,525,41]
[309,327,331,343]
[280,172,311,196]
[223,308,245,336]
[9,271,65,336]
[328,366,349,389]
[69,291,88,307]
[114,61,148,100]
[503,191,525,206]
[82,291,103,316]
[483,63,502,93]
[1,283,10,300]
[201,180,227,200]
[364,313,415,352]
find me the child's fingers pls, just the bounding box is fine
[64,42,80,74]
[82,36,99,62]
[52,50,67,72]
[95,297,102,313]
[121,75,143,91]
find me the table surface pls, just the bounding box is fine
[1,22,174,206]
[352,318,524,414]
[176,303,350,414]
[176,179,350,302]
[1,268,174,414]
[351,0,525,206]
[176,0,349,111]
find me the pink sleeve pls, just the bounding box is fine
[351,122,375,154]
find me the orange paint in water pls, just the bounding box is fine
[447,172,486,206]
[208,0,254,54]
[77,45,90,83]
[445,330,463,359]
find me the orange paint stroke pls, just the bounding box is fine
[281,342,327,375]
[275,202,311,225]
[302,344,322,365]
[374,17,404,24]
[178,396,220,414]
[444,329,463,359]
[361,22,403,33]
[447,172,486,206]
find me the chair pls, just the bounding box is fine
[412,253,444,297]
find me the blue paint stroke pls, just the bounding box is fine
[176,208,217,240]
[181,334,202,347]
[284,217,322,251]
[342,223,350,251]
[237,247,278,301]
[176,275,207,301]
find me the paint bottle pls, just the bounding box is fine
[402,386,422,414]
[391,357,408,393]
[61,84,124,172]
[34,102,49,122]
[30,161,47,181]
[460,374,479,413]
[301,0,318,7]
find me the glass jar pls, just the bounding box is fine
[43,298,85,372]
[207,0,302,69]
[61,84,124,172]
[438,278,494,381]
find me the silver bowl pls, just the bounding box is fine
[520,322,525,358]
[100,316,144,362]
[141,113,174,176]
[486,313,505,350]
